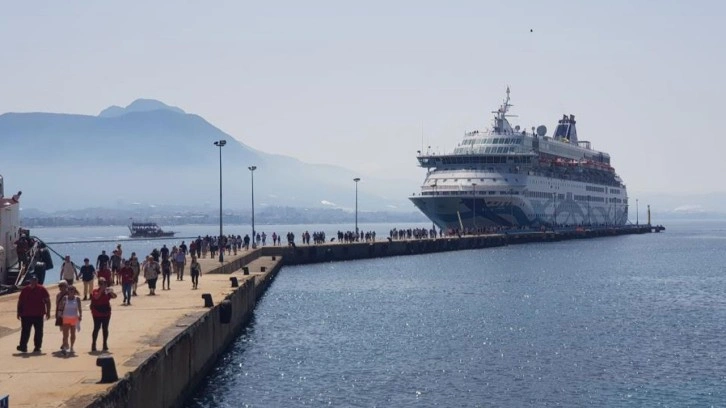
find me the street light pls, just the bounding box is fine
[636,198,639,225]
[213,140,227,263]
[248,165,257,248]
[353,177,360,235]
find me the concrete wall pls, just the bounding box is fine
[258,226,655,266]
[88,260,281,408]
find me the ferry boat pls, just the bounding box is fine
[128,222,175,238]
[410,88,628,230]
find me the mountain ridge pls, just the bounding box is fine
[98,98,186,118]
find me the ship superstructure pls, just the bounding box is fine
[410,88,628,230]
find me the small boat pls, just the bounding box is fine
[128,222,175,238]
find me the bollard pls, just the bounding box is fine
[96,356,119,383]
[229,277,238,287]
[219,299,232,324]
[272,256,276,260]
[242,266,249,275]
[260,266,266,272]
[201,293,213,307]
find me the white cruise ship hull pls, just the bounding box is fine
[410,174,628,230]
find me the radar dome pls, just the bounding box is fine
[536,125,547,136]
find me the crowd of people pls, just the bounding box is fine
[14,225,525,355]
[15,240,204,356]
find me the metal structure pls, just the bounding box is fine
[214,140,226,262]
[353,177,361,233]
[248,165,257,248]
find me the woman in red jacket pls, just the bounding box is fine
[90,277,117,352]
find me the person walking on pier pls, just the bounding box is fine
[128,252,140,297]
[96,250,109,271]
[90,277,116,352]
[54,281,69,331]
[58,286,81,354]
[97,264,111,286]
[79,258,95,301]
[190,255,201,290]
[109,249,122,285]
[174,249,186,281]
[60,255,78,286]
[16,275,51,353]
[119,260,135,305]
[160,256,172,290]
[143,256,160,296]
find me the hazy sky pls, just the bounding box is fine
[2,1,724,198]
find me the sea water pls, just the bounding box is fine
[184,220,726,407]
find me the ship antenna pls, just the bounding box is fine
[492,86,516,119]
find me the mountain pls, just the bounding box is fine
[98,99,185,118]
[0,99,416,212]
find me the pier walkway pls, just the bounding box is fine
[0,252,278,408]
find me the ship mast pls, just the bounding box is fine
[491,86,517,134]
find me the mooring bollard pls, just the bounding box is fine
[96,355,119,383]
[229,277,238,287]
[260,266,266,272]
[243,266,249,275]
[271,256,276,260]
[201,293,214,307]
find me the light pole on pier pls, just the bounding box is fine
[213,140,227,263]
[353,177,360,234]
[249,165,257,248]
[636,198,639,225]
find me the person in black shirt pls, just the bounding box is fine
[96,250,110,270]
[151,248,160,262]
[79,258,96,300]
[109,250,122,285]
[160,245,170,261]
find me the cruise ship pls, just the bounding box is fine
[410,88,628,230]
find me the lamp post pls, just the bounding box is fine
[213,140,227,263]
[353,177,360,235]
[472,183,477,232]
[248,165,257,248]
[636,198,639,225]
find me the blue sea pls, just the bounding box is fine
[32,221,726,406]
[182,220,725,407]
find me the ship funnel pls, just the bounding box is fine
[553,114,578,144]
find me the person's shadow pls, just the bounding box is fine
[51,350,78,358]
[12,351,46,358]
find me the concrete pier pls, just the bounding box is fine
[0,253,281,408]
[262,224,662,265]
